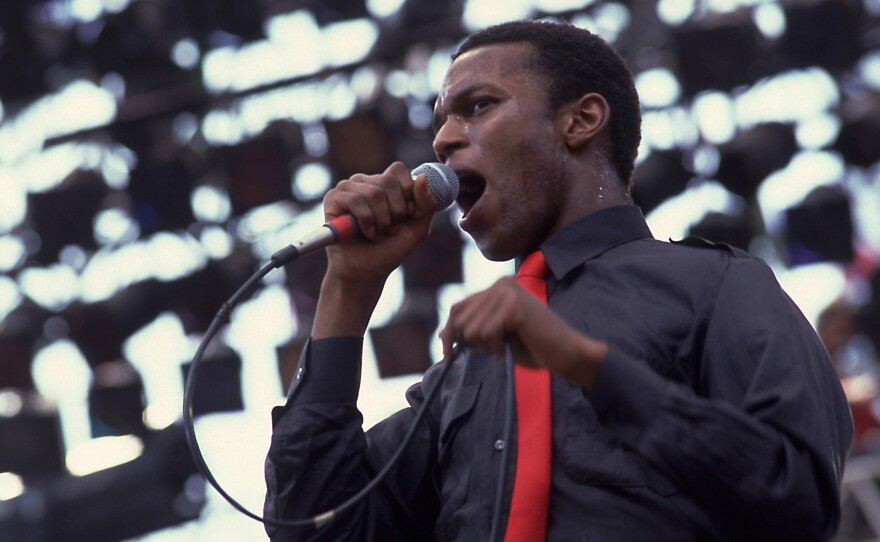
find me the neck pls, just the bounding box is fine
[561,158,630,227]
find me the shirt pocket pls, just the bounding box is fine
[561,391,675,496]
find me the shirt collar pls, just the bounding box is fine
[539,204,653,279]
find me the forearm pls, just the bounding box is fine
[648,390,839,539]
[591,349,844,539]
[264,338,435,541]
[311,274,385,339]
[309,162,438,341]
[264,338,365,539]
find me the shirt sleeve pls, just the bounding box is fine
[263,337,439,542]
[589,255,853,541]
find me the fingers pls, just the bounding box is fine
[325,162,414,240]
[440,277,534,360]
[442,278,610,388]
[410,169,438,221]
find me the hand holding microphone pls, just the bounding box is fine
[325,162,458,242]
[297,161,457,340]
[272,162,458,270]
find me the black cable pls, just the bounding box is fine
[182,254,464,532]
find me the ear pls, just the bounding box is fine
[559,93,610,149]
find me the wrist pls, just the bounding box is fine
[311,274,386,339]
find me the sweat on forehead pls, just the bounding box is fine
[432,43,551,134]
[444,43,550,97]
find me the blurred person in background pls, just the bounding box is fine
[818,299,880,454]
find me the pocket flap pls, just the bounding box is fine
[439,383,481,443]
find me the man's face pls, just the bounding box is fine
[432,42,571,261]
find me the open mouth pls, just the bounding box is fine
[456,174,486,218]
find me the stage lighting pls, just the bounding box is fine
[780,0,863,73]
[834,93,880,168]
[180,343,243,418]
[715,122,797,202]
[0,425,205,542]
[27,169,106,266]
[128,155,196,235]
[784,185,854,267]
[168,250,260,335]
[64,279,168,367]
[89,6,191,95]
[402,211,464,294]
[88,361,148,438]
[302,0,370,27]
[0,303,48,391]
[632,149,691,215]
[324,111,393,179]
[687,210,755,252]
[671,12,763,98]
[370,307,437,378]
[0,390,65,483]
[0,3,48,103]
[222,125,299,215]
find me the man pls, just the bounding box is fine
[264,20,852,541]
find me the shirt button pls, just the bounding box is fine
[494,439,506,451]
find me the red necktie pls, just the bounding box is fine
[504,251,552,542]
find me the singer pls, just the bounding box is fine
[264,20,852,541]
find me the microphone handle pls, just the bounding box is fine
[326,213,362,244]
[270,214,360,267]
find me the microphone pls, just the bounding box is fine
[271,162,459,267]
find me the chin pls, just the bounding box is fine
[474,238,518,263]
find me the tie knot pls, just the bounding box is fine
[517,250,548,280]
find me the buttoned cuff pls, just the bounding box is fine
[288,336,363,405]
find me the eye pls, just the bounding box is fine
[471,98,494,113]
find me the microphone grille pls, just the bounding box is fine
[411,163,459,210]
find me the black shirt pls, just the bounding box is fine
[264,204,852,541]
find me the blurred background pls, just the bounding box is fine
[1,0,880,540]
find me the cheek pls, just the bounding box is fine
[513,140,566,200]
[511,142,568,234]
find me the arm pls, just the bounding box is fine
[440,255,852,539]
[589,256,853,539]
[264,162,440,540]
[311,161,437,339]
[264,338,439,542]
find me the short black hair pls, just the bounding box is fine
[453,20,642,192]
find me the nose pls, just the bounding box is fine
[432,117,467,163]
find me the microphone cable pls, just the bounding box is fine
[182,252,474,533]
